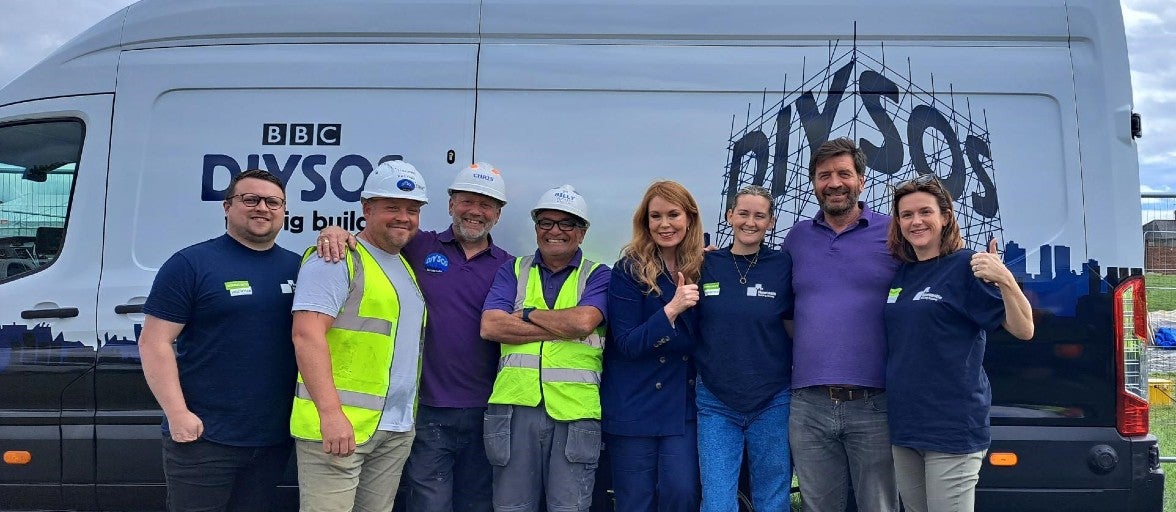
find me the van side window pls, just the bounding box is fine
[0,120,83,281]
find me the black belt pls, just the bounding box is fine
[820,386,882,402]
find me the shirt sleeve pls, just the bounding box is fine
[964,256,1006,332]
[291,254,351,317]
[482,260,520,313]
[778,250,796,320]
[143,252,197,324]
[606,260,684,359]
[577,263,611,321]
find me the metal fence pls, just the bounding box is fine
[1142,194,1176,468]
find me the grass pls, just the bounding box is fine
[1148,273,1176,311]
[1144,280,1175,510]
[1150,372,1176,511]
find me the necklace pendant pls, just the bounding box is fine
[739,277,747,285]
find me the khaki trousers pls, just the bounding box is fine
[296,429,416,512]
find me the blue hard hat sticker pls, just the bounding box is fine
[397,179,416,191]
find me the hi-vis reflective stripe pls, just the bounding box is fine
[296,382,384,411]
[332,249,393,336]
[542,368,601,385]
[500,353,540,370]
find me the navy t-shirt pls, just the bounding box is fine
[143,234,301,447]
[695,246,793,413]
[883,249,1005,454]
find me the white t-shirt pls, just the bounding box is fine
[292,243,425,433]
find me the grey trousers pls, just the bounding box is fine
[483,404,601,512]
[891,445,986,512]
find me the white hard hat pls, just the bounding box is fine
[361,160,429,204]
[448,161,507,204]
[531,184,589,227]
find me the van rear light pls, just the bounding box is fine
[3,451,31,465]
[1114,276,1149,437]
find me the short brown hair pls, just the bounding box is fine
[226,169,286,198]
[886,175,963,263]
[808,137,866,181]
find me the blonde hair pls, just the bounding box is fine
[619,181,704,295]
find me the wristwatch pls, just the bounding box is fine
[522,307,536,323]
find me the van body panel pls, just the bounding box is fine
[0,1,1158,510]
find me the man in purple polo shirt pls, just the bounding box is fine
[782,137,900,512]
[318,162,512,512]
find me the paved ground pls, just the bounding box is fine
[1152,311,1176,373]
[1152,347,1176,374]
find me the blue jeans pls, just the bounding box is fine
[788,386,898,512]
[695,379,791,512]
[606,421,700,512]
[404,405,493,512]
[161,436,292,512]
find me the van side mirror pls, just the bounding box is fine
[1131,112,1143,139]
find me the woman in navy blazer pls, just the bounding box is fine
[602,180,704,512]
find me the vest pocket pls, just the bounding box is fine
[564,420,601,464]
[483,404,512,466]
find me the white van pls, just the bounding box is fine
[0,1,1160,510]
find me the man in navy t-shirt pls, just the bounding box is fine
[140,169,300,512]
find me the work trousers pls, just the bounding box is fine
[483,404,600,512]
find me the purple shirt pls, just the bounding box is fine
[402,227,512,408]
[783,202,899,389]
[482,248,610,320]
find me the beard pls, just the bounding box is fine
[452,215,495,242]
[818,188,860,217]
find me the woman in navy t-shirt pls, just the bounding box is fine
[883,175,1034,512]
[694,185,794,512]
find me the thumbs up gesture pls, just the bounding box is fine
[971,238,1013,286]
[665,272,700,320]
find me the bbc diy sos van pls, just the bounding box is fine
[0,0,1160,510]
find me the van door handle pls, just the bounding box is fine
[21,307,80,319]
[115,304,144,314]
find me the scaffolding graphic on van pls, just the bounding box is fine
[717,39,1005,251]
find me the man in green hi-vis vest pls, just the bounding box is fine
[480,184,611,512]
[289,160,429,512]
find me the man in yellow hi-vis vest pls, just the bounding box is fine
[290,160,429,512]
[480,184,610,512]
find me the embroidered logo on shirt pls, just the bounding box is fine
[281,280,296,294]
[912,286,943,302]
[746,283,777,298]
[703,282,720,296]
[887,287,902,303]
[424,252,449,273]
[224,280,253,296]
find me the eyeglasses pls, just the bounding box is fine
[899,173,941,188]
[535,218,584,232]
[227,193,286,210]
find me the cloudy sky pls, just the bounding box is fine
[0,1,1171,193]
